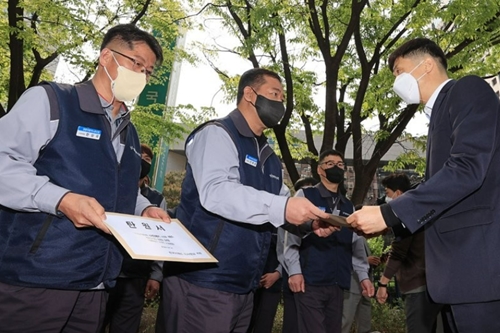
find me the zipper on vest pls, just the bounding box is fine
[254,138,271,174]
[29,215,55,254]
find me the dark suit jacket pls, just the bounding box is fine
[390,76,500,304]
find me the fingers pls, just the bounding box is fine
[312,223,338,237]
[143,207,171,222]
[58,193,110,234]
[288,275,305,293]
[260,274,270,288]
[360,280,375,297]
[366,284,375,297]
[87,200,111,234]
[145,280,160,299]
[376,289,388,304]
[346,206,386,234]
[285,197,330,225]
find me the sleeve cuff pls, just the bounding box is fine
[136,193,153,215]
[34,182,71,215]
[355,271,369,282]
[288,264,302,276]
[381,204,412,237]
[380,204,400,228]
[149,270,163,282]
[268,195,289,228]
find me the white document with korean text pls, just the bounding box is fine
[104,212,217,263]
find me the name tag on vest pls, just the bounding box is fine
[244,154,258,167]
[76,126,101,140]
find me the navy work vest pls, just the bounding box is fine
[0,82,141,290]
[167,110,283,294]
[300,185,354,289]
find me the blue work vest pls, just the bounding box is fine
[168,110,283,294]
[300,185,354,289]
[0,82,141,290]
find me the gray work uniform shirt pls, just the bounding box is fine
[0,85,152,216]
[185,123,290,227]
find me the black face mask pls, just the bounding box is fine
[324,166,344,184]
[250,89,285,128]
[140,159,151,179]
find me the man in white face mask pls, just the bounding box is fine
[0,24,169,332]
[347,38,500,332]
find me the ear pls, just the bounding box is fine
[99,48,113,68]
[424,57,434,73]
[243,86,256,103]
[317,164,323,175]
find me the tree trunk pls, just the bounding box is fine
[7,0,25,111]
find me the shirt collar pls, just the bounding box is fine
[99,95,128,121]
[424,79,452,120]
[316,182,349,204]
[75,80,129,119]
[229,108,259,138]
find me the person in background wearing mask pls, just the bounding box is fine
[102,143,167,333]
[139,144,167,210]
[0,24,170,332]
[347,37,500,332]
[155,68,335,333]
[279,149,374,333]
[376,173,443,333]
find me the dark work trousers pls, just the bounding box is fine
[341,290,372,333]
[403,291,443,333]
[102,277,148,333]
[282,274,299,333]
[247,287,281,333]
[442,299,500,333]
[0,281,107,333]
[155,275,254,333]
[294,284,343,333]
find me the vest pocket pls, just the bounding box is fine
[208,221,225,253]
[29,215,54,254]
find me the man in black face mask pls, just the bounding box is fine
[278,149,374,333]
[156,68,335,333]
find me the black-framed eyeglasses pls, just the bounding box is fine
[110,49,155,78]
[320,161,345,168]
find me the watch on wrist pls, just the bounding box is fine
[378,281,388,288]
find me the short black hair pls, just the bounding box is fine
[236,68,282,104]
[294,177,319,191]
[381,173,411,193]
[140,143,154,160]
[388,38,447,73]
[101,24,163,66]
[319,149,345,163]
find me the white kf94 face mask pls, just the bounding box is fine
[104,54,147,102]
[392,60,426,105]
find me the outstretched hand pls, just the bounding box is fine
[285,197,331,225]
[57,192,110,234]
[346,206,387,234]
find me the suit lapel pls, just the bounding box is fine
[425,80,456,178]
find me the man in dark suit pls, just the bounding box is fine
[347,37,500,332]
